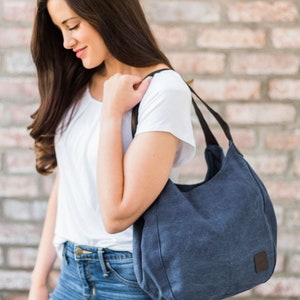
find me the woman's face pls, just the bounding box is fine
[47,0,110,69]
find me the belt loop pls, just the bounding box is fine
[62,242,69,265]
[98,248,109,277]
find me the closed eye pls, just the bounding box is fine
[69,24,80,31]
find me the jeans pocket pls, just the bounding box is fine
[106,259,139,287]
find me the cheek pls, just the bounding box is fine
[82,48,105,69]
[92,41,108,58]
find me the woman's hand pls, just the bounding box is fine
[102,74,152,117]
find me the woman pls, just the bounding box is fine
[28,0,195,299]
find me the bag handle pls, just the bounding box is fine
[189,86,233,142]
[131,69,233,146]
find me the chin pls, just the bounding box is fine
[82,59,103,70]
[82,63,95,69]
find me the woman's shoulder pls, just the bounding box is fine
[151,69,186,84]
[139,70,192,114]
[149,69,190,94]
[146,69,190,100]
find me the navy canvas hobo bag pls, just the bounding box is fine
[131,70,277,300]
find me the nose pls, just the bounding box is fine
[62,32,76,50]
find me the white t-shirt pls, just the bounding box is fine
[54,70,196,257]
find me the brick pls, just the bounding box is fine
[0,77,38,98]
[191,102,218,125]
[150,2,221,23]
[274,205,284,227]
[197,28,266,48]
[168,52,225,74]
[264,131,300,150]
[0,223,42,245]
[277,232,300,252]
[3,0,36,23]
[287,254,300,275]
[245,154,288,176]
[0,270,31,290]
[272,28,300,48]
[273,251,284,273]
[193,79,261,101]
[7,247,38,268]
[231,129,257,149]
[0,103,4,121]
[4,50,35,74]
[6,103,38,126]
[0,175,38,197]
[0,127,33,148]
[0,247,4,266]
[295,155,300,176]
[231,53,300,75]
[286,208,300,230]
[269,79,300,100]
[255,277,300,297]
[6,150,36,174]
[3,199,47,221]
[265,180,300,202]
[42,173,56,195]
[228,1,298,23]
[0,27,32,48]
[225,103,296,125]
[190,100,222,126]
[152,25,189,49]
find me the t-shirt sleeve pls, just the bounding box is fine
[135,71,196,167]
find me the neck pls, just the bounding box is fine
[89,59,169,101]
[101,56,168,79]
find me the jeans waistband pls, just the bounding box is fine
[63,241,133,277]
[64,241,133,261]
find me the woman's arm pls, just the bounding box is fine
[98,74,179,233]
[28,171,59,300]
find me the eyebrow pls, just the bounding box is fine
[62,17,79,25]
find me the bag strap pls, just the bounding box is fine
[131,69,233,146]
[131,68,169,137]
[189,86,233,143]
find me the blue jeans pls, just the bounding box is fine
[50,241,151,300]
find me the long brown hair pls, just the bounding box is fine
[29,0,172,175]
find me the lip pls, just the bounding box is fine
[75,47,87,59]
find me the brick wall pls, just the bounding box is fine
[0,0,299,299]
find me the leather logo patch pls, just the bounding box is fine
[254,251,269,273]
